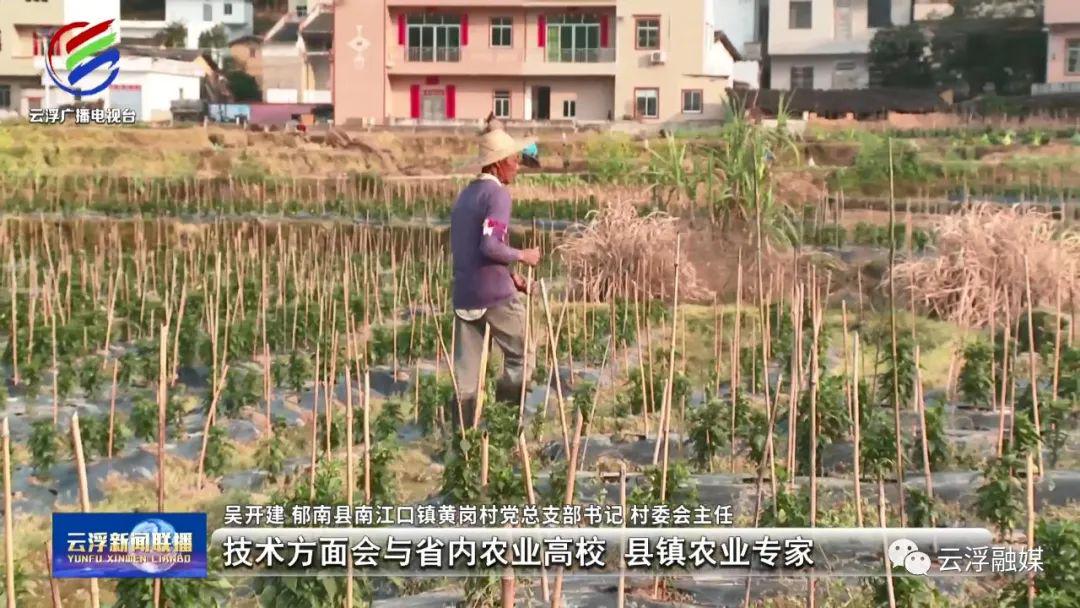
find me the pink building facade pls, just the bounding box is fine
[334,0,740,126]
[1044,0,1080,92]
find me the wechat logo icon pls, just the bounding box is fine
[887,538,932,576]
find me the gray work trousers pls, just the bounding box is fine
[453,294,528,408]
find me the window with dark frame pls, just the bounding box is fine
[493,91,510,119]
[681,89,702,113]
[636,17,660,49]
[789,1,812,29]
[635,89,658,118]
[867,0,891,28]
[407,14,463,62]
[490,17,512,47]
[790,66,814,89]
[563,99,576,118]
[1069,40,1080,74]
[547,14,602,62]
[0,85,10,109]
[224,3,233,16]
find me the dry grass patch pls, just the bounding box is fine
[557,200,713,302]
[888,203,1080,327]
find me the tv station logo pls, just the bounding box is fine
[53,513,208,579]
[45,19,121,97]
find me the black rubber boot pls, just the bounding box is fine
[449,396,477,434]
[494,379,525,405]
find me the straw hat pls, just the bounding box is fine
[472,128,537,168]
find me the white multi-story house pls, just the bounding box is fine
[262,1,332,104]
[120,0,254,50]
[768,0,912,90]
[714,0,770,60]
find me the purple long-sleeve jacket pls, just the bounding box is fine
[450,176,521,309]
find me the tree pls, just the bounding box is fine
[160,22,188,49]
[198,24,228,49]
[868,11,1046,100]
[226,71,262,102]
[869,25,934,88]
[952,0,1041,19]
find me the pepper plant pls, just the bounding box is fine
[204,424,233,477]
[29,419,58,477]
[688,398,728,471]
[958,341,994,408]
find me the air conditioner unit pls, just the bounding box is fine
[649,50,667,65]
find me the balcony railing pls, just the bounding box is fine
[406,46,461,62]
[545,47,614,63]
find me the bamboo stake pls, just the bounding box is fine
[481,433,490,489]
[345,361,355,607]
[70,413,101,608]
[472,324,493,429]
[9,250,18,386]
[634,286,650,436]
[102,263,121,363]
[887,139,907,524]
[517,267,535,428]
[1025,452,1036,607]
[654,236,681,494]
[879,474,897,608]
[50,286,59,425]
[44,540,62,608]
[363,371,371,504]
[310,319,323,501]
[1051,277,1063,401]
[997,297,1013,456]
[732,250,742,444]
[539,280,571,457]
[196,364,230,490]
[742,373,785,608]
[914,347,935,525]
[2,419,14,608]
[617,463,627,608]
[853,333,864,528]
[518,432,550,602]
[807,278,822,608]
[157,322,168,513]
[1023,257,1045,478]
[107,360,119,459]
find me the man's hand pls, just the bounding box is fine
[518,248,541,267]
[512,273,531,295]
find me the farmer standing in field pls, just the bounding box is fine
[449,126,542,431]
